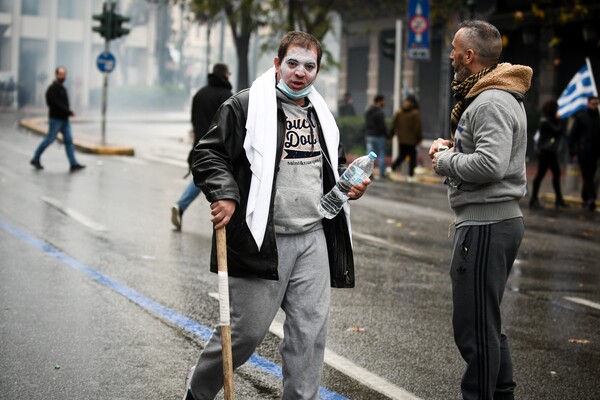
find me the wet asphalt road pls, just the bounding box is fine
[1,111,599,400]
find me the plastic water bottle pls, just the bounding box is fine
[318,152,377,219]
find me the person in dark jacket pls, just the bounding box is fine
[364,93,387,179]
[388,95,422,181]
[182,32,370,400]
[30,66,85,171]
[568,96,600,211]
[171,63,232,230]
[430,20,532,400]
[529,99,568,209]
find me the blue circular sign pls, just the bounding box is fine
[96,51,116,73]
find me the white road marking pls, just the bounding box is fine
[140,154,188,168]
[41,196,107,232]
[208,292,422,400]
[564,296,600,311]
[353,231,421,257]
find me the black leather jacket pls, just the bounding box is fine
[191,89,355,288]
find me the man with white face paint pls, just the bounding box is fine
[182,31,370,400]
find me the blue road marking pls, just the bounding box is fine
[0,220,347,400]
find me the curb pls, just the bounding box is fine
[385,168,597,210]
[19,117,135,156]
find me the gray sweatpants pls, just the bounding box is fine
[450,218,524,400]
[189,229,331,400]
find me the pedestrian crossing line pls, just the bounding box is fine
[0,219,346,400]
[564,296,600,311]
[209,293,423,400]
[41,196,107,232]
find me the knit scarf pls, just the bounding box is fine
[450,64,497,141]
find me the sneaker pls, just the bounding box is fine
[30,159,44,170]
[171,204,182,230]
[385,166,393,176]
[182,366,195,400]
[406,176,416,183]
[70,164,86,172]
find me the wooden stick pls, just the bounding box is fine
[216,227,234,400]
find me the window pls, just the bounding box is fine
[58,0,85,19]
[0,0,13,13]
[21,0,49,16]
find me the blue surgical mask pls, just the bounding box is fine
[277,79,313,100]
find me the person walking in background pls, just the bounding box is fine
[364,94,387,179]
[429,20,532,400]
[529,99,568,209]
[171,63,232,230]
[182,31,370,400]
[338,91,356,116]
[568,96,600,211]
[30,66,85,172]
[388,95,422,182]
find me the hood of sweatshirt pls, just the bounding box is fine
[467,62,533,100]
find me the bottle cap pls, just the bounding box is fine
[368,151,377,159]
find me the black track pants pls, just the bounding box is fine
[450,218,524,400]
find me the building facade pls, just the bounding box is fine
[0,0,238,110]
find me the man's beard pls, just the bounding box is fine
[452,55,470,82]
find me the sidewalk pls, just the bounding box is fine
[16,112,595,210]
[19,116,136,156]
[377,142,594,209]
[17,110,190,156]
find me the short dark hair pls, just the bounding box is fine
[541,99,558,117]
[55,66,67,75]
[278,31,323,70]
[374,94,385,103]
[405,95,419,109]
[458,20,502,66]
[212,63,229,78]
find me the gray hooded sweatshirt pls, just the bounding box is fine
[435,63,533,225]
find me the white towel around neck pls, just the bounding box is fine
[243,66,350,249]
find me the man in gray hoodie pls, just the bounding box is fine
[429,20,532,400]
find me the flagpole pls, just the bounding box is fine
[586,57,600,118]
[585,57,599,97]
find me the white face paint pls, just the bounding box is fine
[276,46,318,92]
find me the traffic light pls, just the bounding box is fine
[382,37,396,59]
[381,29,396,60]
[92,4,111,39]
[111,12,130,40]
[92,2,130,41]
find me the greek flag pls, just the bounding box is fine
[557,59,598,119]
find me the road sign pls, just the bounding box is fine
[407,0,430,61]
[96,51,116,73]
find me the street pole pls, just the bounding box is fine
[100,1,113,146]
[93,0,130,146]
[101,40,109,145]
[392,19,403,163]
